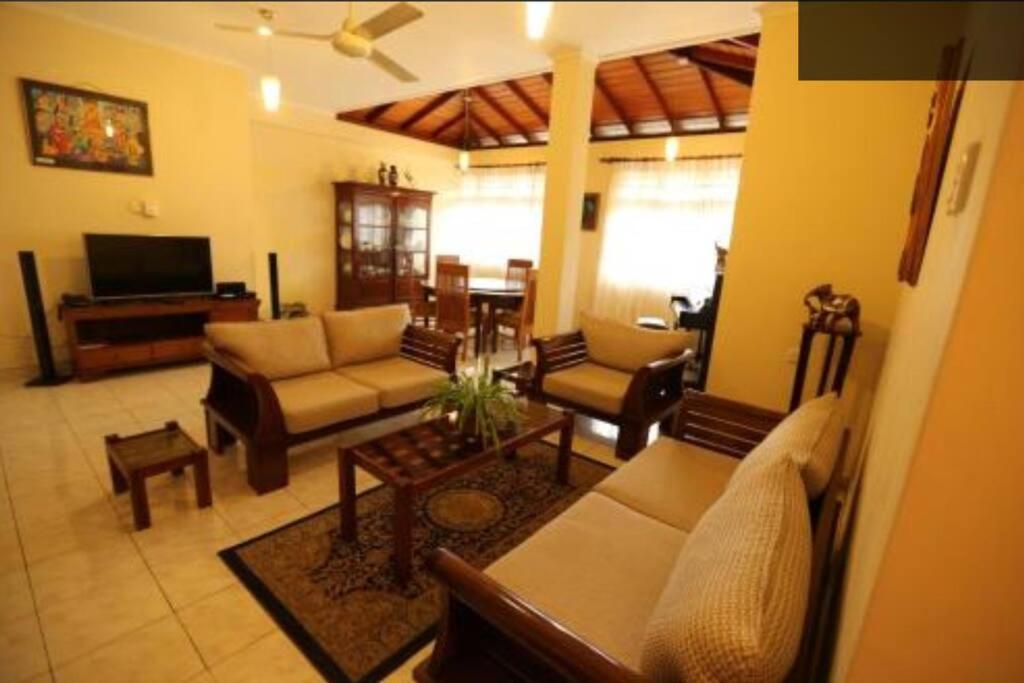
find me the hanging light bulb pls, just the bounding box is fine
[104,120,115,138]
[261,75,281,112]
[458,150,470,172]
[664,136,679,162]
[525,1,552,40]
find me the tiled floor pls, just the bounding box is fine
[0,351,620,682]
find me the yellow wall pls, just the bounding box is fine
[830,77,1018,682]
[470,132,746,322]
[0,4,258,370]
[841,82,1024,683]
[707,5,933,411]
[249,106,459,316]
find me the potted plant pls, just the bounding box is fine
[423,357,522,451]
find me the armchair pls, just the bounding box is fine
[531,314,695,458]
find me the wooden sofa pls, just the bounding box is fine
[416,390,854,683]
[202,304,459,494]
[532,312,695,458]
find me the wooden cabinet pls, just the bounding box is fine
[334,181,434,310]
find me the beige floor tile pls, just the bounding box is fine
[0,519,26,574]
[177,584,275,666]
[0,614,50,682]
[28,536,146,612]
[17,503,127,566]
[148,550,237,609]
[210,631,323,683]
[38,568,170,665]
[53,615,203,683]
[0,564,37,625]
[214,488,305,533]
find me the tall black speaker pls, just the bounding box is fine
[268,252,281,320]
[18,251,70,387]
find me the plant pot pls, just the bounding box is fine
[458,413,484,452]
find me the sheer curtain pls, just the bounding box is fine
[434,165,545,278]
[592,157,742,322]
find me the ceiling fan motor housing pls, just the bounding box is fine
[333,30,373,58]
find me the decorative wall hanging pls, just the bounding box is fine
[20,78,153,176]
[581,192,600,231]
[898,41,967,286]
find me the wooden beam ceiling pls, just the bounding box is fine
[338,34,757,149]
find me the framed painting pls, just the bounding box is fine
[581,192,600,231]
[20,79,154,176]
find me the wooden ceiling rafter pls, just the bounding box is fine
[471,86,533,140]
[337,34,758,149]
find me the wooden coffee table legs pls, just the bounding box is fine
[339,448,357,542]
[393,486,414,585]
[557,409,574,485]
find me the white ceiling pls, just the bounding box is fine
[23,1,761,112]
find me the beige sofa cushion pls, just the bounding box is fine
[271,371,379,434]
[322,304,411,367]
[731,392,844,498]
[595,437,740,532]
[336,357,448,409]
[205,317,330,381]
[488,492,687,670]
[580,311,692,373]
[642,457,811,683]
[542,362,633,416]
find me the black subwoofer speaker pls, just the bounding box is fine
[268,252,281,320]
[18,251,70,386]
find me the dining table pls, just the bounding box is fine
[420,276,525,357]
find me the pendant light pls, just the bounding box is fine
[664,136,679,162]
[260,13,281,112]
[526,2,553,40]
[458,89,471,172]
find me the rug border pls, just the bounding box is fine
[218,445,614,683]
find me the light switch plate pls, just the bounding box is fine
[946,142,980,215]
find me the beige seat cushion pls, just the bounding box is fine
[542,362,632,416]
[731,392,844,498]
[488,492,688,671]
[642,457,811,683]
[322,305,411,367]
[595,437,740,532]
[580,311,692,373]
[271,371,379,434]
[205,317,330,381]
[336,357,448,409]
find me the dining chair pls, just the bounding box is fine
[495,269,538,361]
[436,254,461,266]
[435,262,473,360]
[505,259,533,290]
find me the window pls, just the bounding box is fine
[592,157,742,322]
[434,166,545,276]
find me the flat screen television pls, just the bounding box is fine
[84,233,213,300]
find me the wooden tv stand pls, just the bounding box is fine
[61,296,259,380]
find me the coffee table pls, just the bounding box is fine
[338,400,574,584]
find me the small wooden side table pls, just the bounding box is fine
[105,421,212,531]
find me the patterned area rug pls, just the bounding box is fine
[220,442,612,683]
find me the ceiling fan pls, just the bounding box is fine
[215,2,424,82]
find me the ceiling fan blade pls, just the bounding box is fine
[368,49,418,82]
[354,2,424,41]
[274,29,335,41]
[214,23,260,34]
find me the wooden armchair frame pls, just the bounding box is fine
[416,391,856,683]
[531,331,693,458]
[202,325,460,494]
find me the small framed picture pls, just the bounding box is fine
[582,192,600,231]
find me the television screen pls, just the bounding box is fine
[84,233,213,299]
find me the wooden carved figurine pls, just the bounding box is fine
[803,284,861,335]
[790,284,862,411]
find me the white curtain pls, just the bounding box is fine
[592,157,742,323]
[434,165,545,278]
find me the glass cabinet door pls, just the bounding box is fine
[395,197,430,280]
[354,194,393,281]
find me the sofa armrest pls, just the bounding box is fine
[419,548,644,683]
[531,331,587,392]
[400,325,461,375]
[621,349,694,421]
[202,342,285,440]
[673,389,787,458]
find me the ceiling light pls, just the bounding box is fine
[261,75,281,112]
[664,136,679,162]
[257,25,273,37]
[458,150,470,173]
[526,2,552,40]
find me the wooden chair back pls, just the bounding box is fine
[506,259,533,290]
[435,263,471,339]
[436,254,461,266]
[520,269,538,328]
